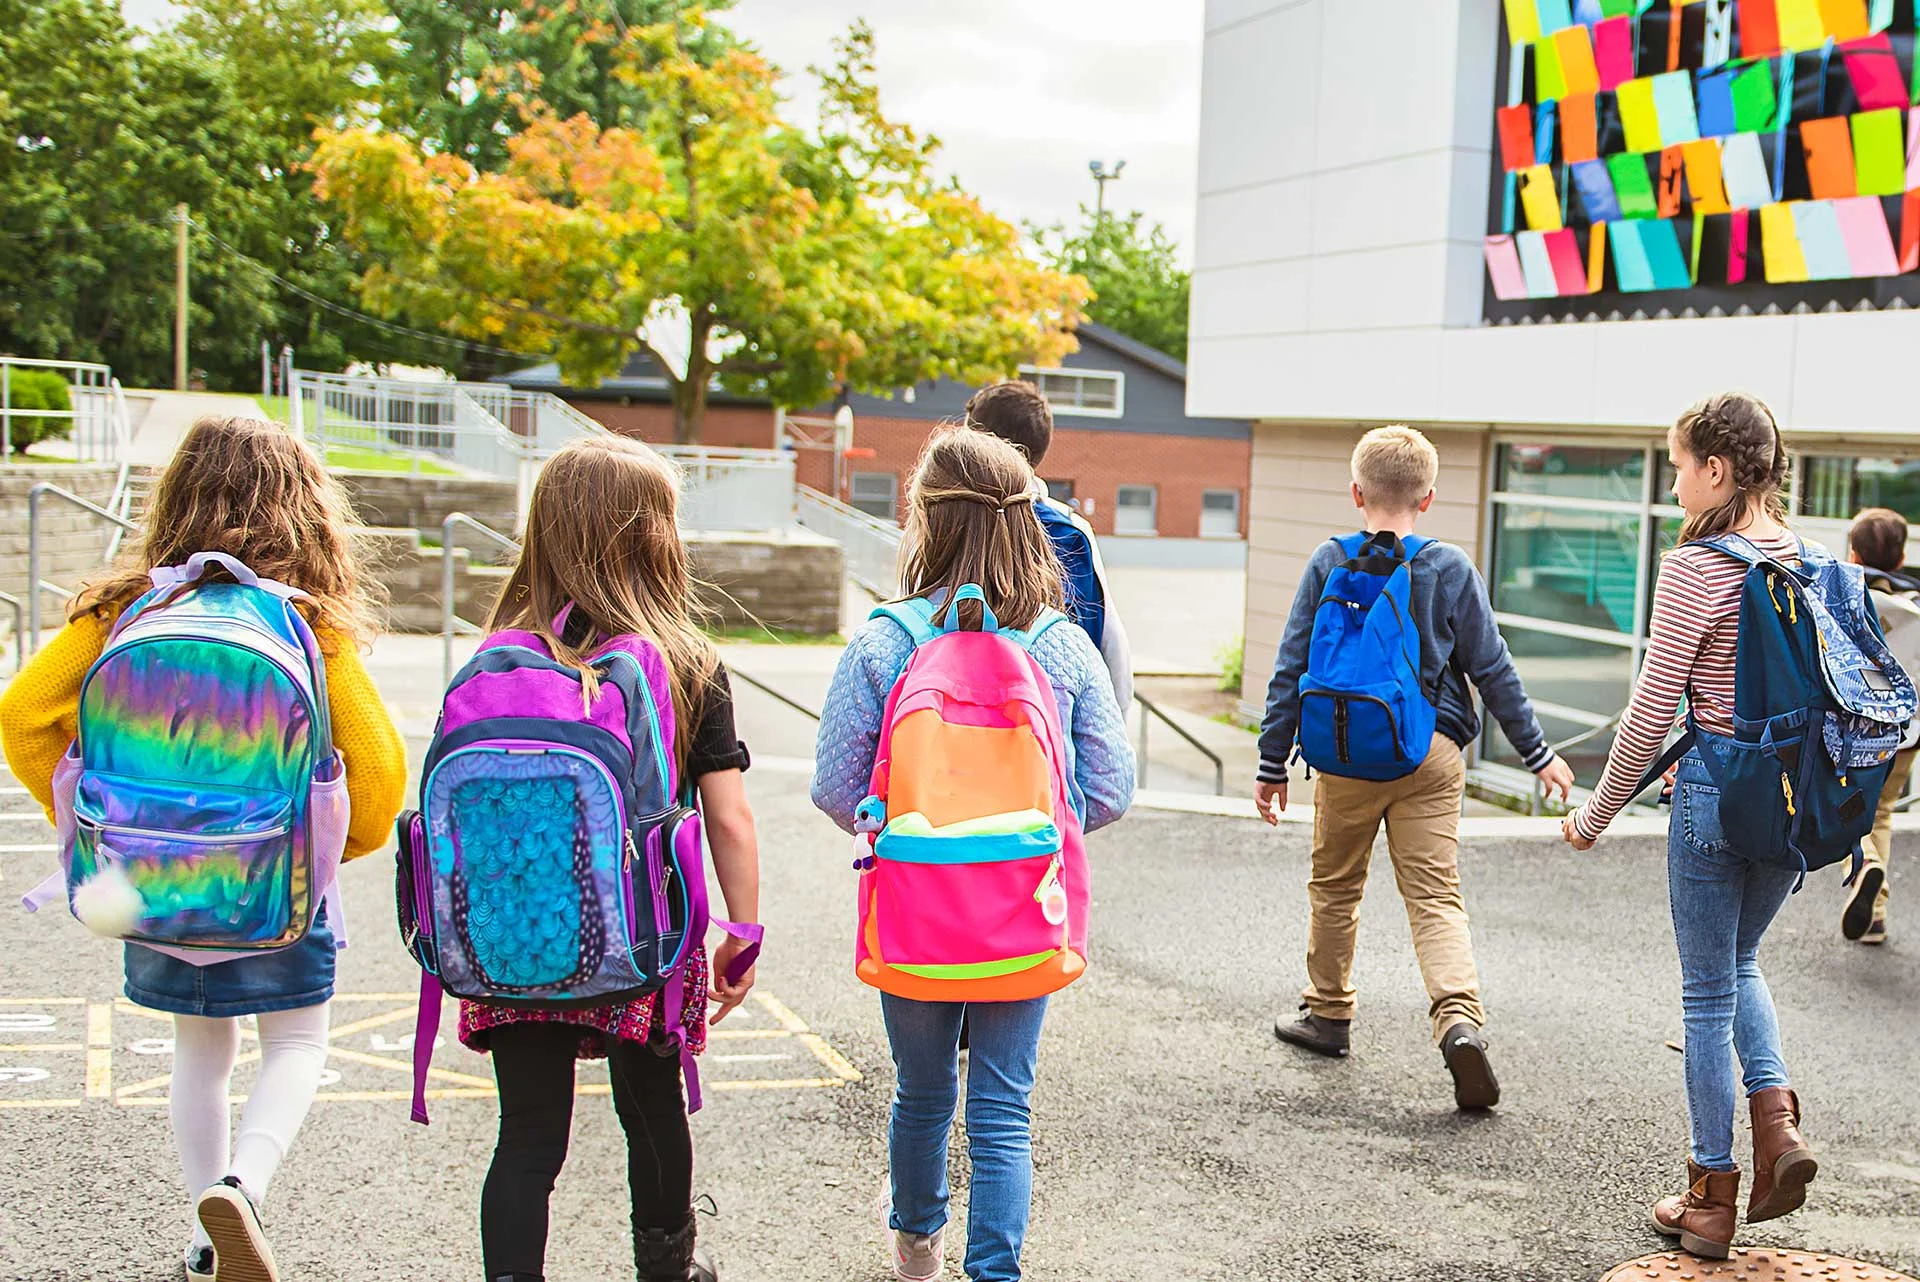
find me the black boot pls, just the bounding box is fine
[1274,1007,1350,1058]
[633,1210,717,1282]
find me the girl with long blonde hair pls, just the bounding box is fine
[457,435,761,1282]
[0,416,407,1282]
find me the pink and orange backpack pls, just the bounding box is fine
[852,585,1089,1002]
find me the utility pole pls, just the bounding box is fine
[173,203,189,392]
[1088,159,1126,221]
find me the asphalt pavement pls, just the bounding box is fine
[2,642,1917,1281]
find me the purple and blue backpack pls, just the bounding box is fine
[396,612,758,1122]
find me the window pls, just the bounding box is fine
[1020,367,1125,418]
[849,471,897,521]
[1490,504,1643,635]
[1114,484,1157,535]
[1800,455,1920,522]
[1496,444,1645,504]
[1200,488,1241,538]
[1044,478,1075,502]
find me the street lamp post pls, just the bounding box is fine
[1088,159,1126,220]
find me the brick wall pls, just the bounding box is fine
[0,465,123,621]
[823,414,1251,539]
[565,400,779,450]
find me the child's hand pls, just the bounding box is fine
[1534,755,1576,804]
[1253,781,1288,826]
[709,934,758,1025]
[1561,810,1595,851]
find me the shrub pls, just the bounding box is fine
[1215,632,1245,694]
[3,369,72,454]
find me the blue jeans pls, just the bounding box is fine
[881,995,1048,1282]
[1669,753,1798,1171]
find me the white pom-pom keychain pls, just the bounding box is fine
[70,863,145,939]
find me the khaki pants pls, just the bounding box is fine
[1863,745,1915,922]
[1305,735,1482,1043]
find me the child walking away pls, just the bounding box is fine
[1842,507,1920,945]
[964,380,1133,707]
[397,436,762,1282]
[1563,394,1915,1259]
[0,417,407,1282]
[812,429,1134,1282]
[1254,425,1575,1111]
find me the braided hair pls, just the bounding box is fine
[1673,391,1790,544]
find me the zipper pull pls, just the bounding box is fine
[1034,855,1068,925]
[1781,773,1796,817]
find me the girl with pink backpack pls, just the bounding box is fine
[812,428,1135,1282]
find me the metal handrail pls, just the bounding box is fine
[441,513,522,686]
[1134,692,1225,796]
[1522,713,1625,816]
[728,668,822,722]
[0,590,21,673]
[27,482,137,649]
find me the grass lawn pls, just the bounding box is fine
[323,444,460,475]
[706,625,844,646]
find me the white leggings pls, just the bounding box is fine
[171,1002,331,1249]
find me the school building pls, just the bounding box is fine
[496,323,1251,540]
[1188,0,1920,787]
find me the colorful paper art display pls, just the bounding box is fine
[1486,1,1920,304]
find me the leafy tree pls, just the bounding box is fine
[1037,206,1191,363]
[312,16,1088,443]
[0,0,283,388]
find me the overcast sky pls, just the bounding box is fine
[119,0,1205,260]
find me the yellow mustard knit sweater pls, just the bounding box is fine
[0,611,407,861]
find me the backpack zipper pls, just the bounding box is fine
[1781,773,1796,818]
[1334,699,1350,764]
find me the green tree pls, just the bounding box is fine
[1037,206,1190,362]
[312,17,1089,442]
[0,0,283,388]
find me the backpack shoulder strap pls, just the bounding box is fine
[1000,608,1070,652]
[870,597,940,648]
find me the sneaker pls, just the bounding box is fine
[183,1246,214,1282]
[1439,1021,1500,1111]
[891,1227,944,1282]
[1274,1008,1350,1058]
[1862,916,1888,945]
[195,1177,278,1282]
[1842,865,1886,941]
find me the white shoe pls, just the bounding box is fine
[196,1177,279,1282]
[891,1226,944,1282]
[183,1245,214,1282]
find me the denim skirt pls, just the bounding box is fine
[123,905,336,1017]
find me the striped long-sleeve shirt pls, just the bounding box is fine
[1574,529,1801,840]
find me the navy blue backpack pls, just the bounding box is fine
[1035,498,1106,649]
[1296,531,1440,781]
[1641,534,1918,882]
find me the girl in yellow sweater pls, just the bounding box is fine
[0,417,406,1282]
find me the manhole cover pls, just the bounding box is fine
[1602,1249,1918,1282]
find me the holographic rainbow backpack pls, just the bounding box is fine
[396,611,759,1123]
[851,585,1089,1002]
[25,552,350,964]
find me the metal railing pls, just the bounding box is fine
[440,513,522,687]
[729,668,822,722]
[668,445,796,532]
[0,590,21,674]
[1,357,128,463]
[1133,692,1225,796]
[1519,713,1625,816]
[26,482,138,649]
[796,485,902,596]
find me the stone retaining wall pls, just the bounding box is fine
[0,465,123,625]
[335,471,520,556]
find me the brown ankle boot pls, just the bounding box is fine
[1649,1161,1740,1259]
[1747,1086,1818,1222]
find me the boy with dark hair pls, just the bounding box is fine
[1845,507,1919,945]
[1254,425,1574,1111]
[965,380,1132,705]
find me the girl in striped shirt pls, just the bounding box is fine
[1563,393,1815,1261]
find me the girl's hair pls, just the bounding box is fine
[72,416,378,648]
[485,434,718,765]
[898,427,1064,632]
[1673,391,1790,545]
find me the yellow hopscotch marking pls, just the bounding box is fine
[0,1043,81,1052]
[85,1003,111,1098]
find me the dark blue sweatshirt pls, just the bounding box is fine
[1256,536,1553,784]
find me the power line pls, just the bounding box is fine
[195,223,551,362]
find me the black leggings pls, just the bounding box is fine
[481,1023,693,1279]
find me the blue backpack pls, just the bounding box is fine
[1641,534,1918,882]
[1297,532,1440,781]
[1035,499,1105,649]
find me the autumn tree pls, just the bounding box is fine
[311,15,1087,443]
[1037,205,1191,362]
